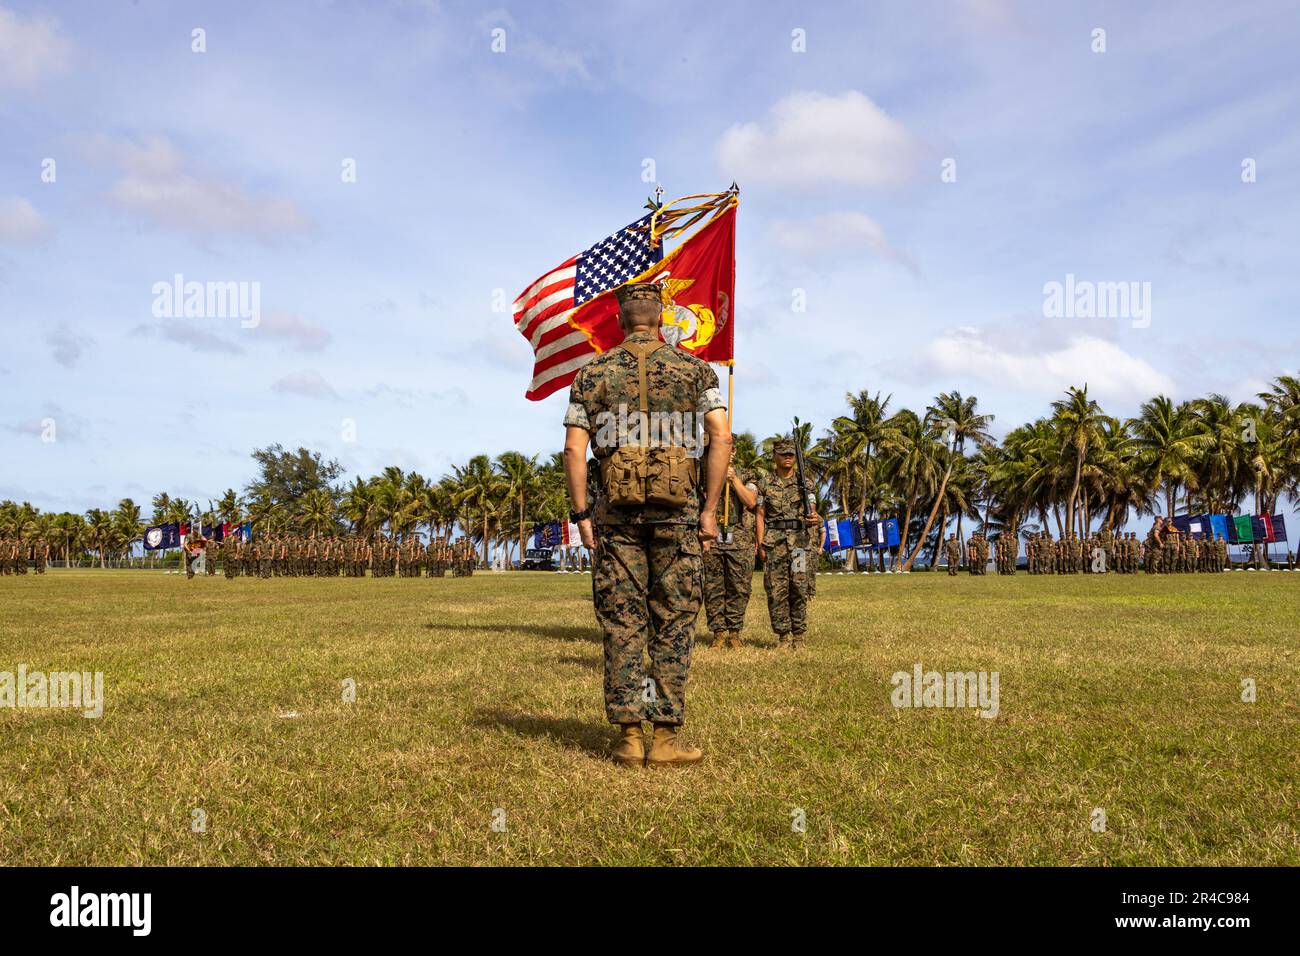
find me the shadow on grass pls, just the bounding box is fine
[422,622,600,643]
[473,708,613,759]
[553,653,601,672]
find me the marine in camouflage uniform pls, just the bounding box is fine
[967,533,987,575]
[945,534,961,575]
[1167,522,1180,572]
[702,460,758,648]
[562,282,730,768]
[757,438,821,648]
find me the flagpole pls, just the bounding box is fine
[720,182,739,530]
[723,365,734,525]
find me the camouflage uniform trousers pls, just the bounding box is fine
[763,531,810,636]
[593,523,702,726]
[702,532,755,633]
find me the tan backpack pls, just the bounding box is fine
[599,339,698,509]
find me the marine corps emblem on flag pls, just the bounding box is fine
[658,278,729,352]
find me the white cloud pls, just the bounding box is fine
[718,91,921,191]
[256,312,331,352]
[0,197,54,244]
[922,327,1177,403]
[0,7,70,90]
[272,369,338,399]
[140,321,244,355]
[770,212,916,273]
[91,135,313,242]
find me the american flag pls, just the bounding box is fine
[514,212,661,400]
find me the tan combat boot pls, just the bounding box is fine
[791,632,806,649]
[612,723,645,767]
[645,724,704,768]
[776,632,793,649]
[712,631,729,649]
[728,629,742,648]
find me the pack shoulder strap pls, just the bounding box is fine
[616,339,666,415]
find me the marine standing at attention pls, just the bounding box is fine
[562,282,730,769]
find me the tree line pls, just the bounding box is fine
[3,376,1298,569]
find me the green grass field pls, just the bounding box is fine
[1,569,1296,866]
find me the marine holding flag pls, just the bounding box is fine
[561,282,731,769]
[518,190,738,767]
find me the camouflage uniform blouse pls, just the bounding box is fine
[563,330,725,526]
[756,473,813,549]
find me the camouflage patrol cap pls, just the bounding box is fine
[773,438,796,454]
[615,282,662,305]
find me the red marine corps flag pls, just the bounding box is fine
[513,189,737,401]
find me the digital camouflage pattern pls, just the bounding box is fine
[703,468,757,633]
[757,471,812,637]
[595,524,703,724]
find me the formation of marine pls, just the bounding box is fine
[201,533,479,579]
[0,537,49,575]
[1020,528,1231,574]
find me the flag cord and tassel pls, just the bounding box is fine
[647,189,737,246]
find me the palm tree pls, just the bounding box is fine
[50,511,83,567]
[84,508,115,568]
[926,391,993,544]
[341,478,376,536]
[112,498,144,565]
[496,451,541,566]
[1050,385,1106,537]
[216,489,243,525]
[831,391,901,521]
[1129,396,1206,519]
[450,455,509,567]
[299,488,337,535]
[1187,396,1249,513]
[899,422,956,572]
[886,410,944,571]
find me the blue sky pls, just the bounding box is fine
[2,0,1298,514]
